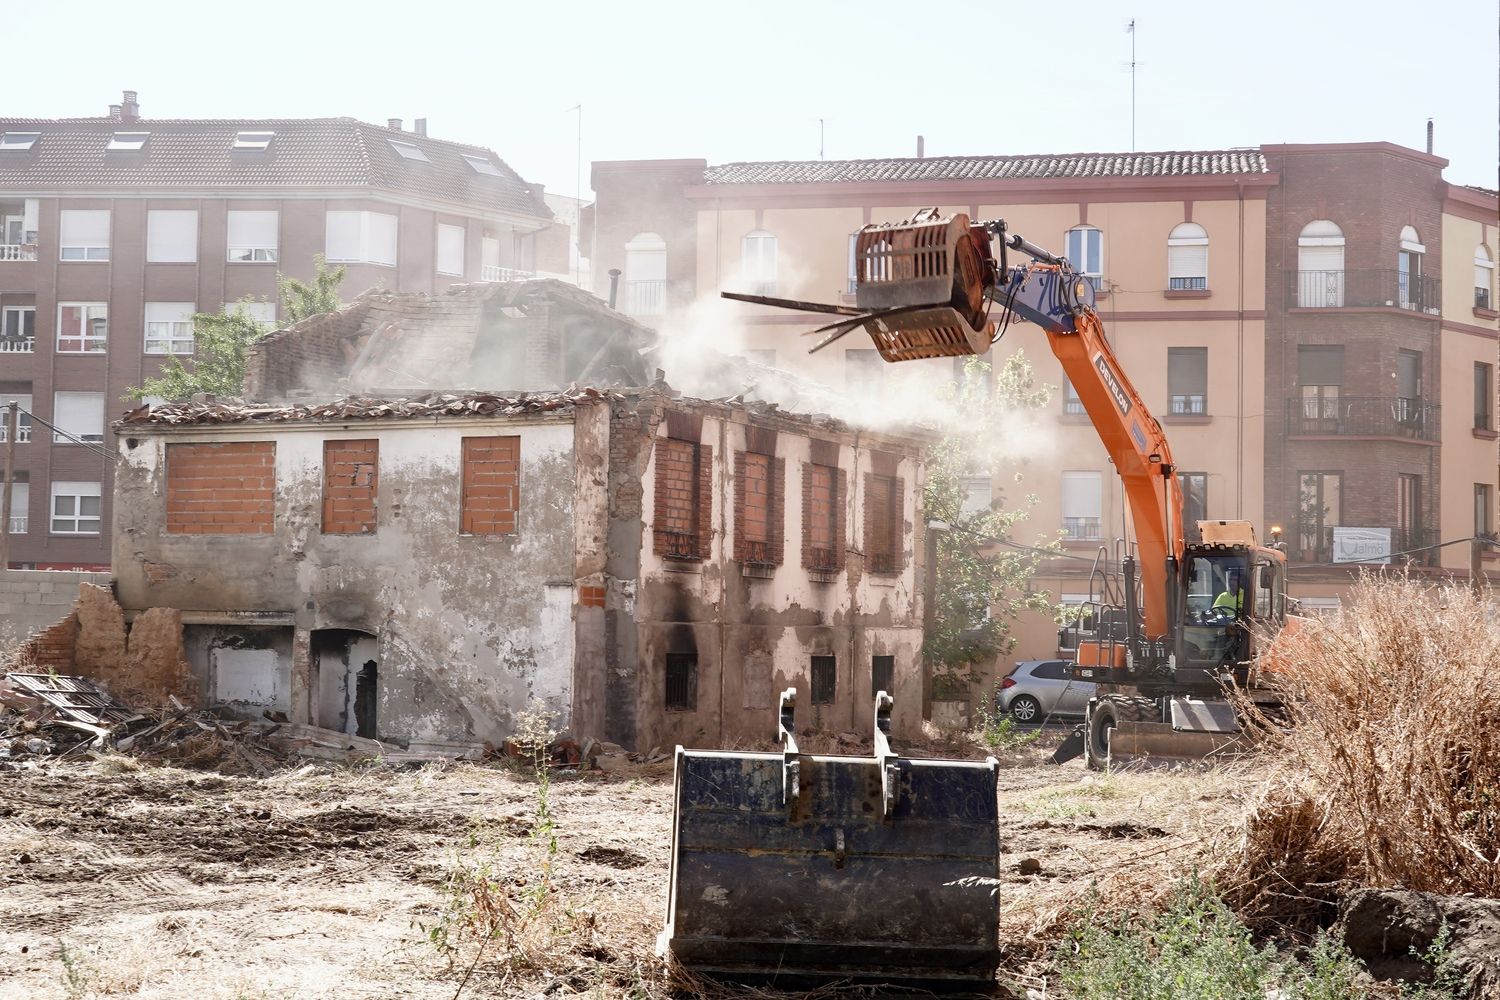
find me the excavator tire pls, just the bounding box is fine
[1084,695,1160,771]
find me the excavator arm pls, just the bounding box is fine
[991,259,1185,639]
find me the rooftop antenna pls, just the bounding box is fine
[1126,19,1137,152]
[568,103,582,286]
[819,118,825,160]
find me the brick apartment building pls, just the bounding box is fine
[0,90,564,570]
[587,142,1499,672]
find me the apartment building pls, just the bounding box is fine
[589,142,1499,670]
[0,91,557,570]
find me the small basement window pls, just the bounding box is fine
[811,655,836,705]
[107,132,148,151]
[233,131,274,150]
[665,653,697,711]
[871,655,894,699]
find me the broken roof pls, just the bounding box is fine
[0,116,550,220]
[120,388,615,427]
[701,150,1270,186]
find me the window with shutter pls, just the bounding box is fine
[146,210,198,263]
[59,210,110,261]
[436,224,465,277]
[52,392,105,443]
[1297,221,1345,307]
[741,230,777,295]
[1167,347,1207,415]
[1066,226,1103,289]
[1061,471,1102,540]
[1296,346,1344,426]
[1167,222,1208,291]
[227,211,278,262]
[325,211,397,266]
[1475,246,1495,310]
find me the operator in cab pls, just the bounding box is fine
[1212,568,1244,619]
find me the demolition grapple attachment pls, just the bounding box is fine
[658,689,1001,986]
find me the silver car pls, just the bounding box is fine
[999,660,1097,723]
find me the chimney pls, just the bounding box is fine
[120,90,140,123]
[607,268,622,309]
[387,118,402,131]
[917,135,925,158]
[109,104,122,120]
[1426,118,1434,154]
[414,118,428,136]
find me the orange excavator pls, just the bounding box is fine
[724,208,1297,769]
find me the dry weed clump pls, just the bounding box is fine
[1224,575,1500,930]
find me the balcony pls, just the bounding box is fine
[0,336,34,353]
[1286,269,1441,312]
[480,265,536,282]
[1295,525,1438,568]
[624,279,666,317]
[7,515,24,534]
[1063,517,1101,541]
[0,424,30,443]
[0,244,37,262]
[1287,397,1439,441]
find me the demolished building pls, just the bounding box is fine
[101,281,933,751]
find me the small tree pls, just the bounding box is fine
[277,253,346,324]
[923,353,1059,689]
[126,302,269,401]
[127,256,346,401]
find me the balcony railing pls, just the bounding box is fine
[1287,269,1441,311]
[6,516,24,534]
[658,530,700,560]
[1063,517,1101,541]
[0,244,37,262]
[480,265,536,282]
[0,336,34,353]
[625,279,666,317]
[0,424,30,443]
[1287,396,1439,441]
[1295,525,1438,567]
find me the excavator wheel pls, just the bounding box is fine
[1084,695,1160,771]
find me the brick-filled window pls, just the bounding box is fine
[166,441,275,535]
[864,473,904,574]
[322,439,378,535]
[653,437,712,560]
[461,436,520,535]
[801,461,846,573]
[811,655,836,704]
[871,654,895,699]
[735,451,784,565]
[665,652,698,711]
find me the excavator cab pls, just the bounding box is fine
[659,689,1001,987]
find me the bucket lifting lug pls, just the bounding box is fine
[872,690,899,818]
[777,687,799,812]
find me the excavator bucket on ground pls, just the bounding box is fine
[659,690,1001,987]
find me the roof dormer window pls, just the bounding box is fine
[388,139,430,163]
[463,154,503,177]
[0,132,40,151]
[233,131,274,150]
[107,132,149,151]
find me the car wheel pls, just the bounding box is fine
[1009,695,1041,723]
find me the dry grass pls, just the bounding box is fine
[1222,575,1500,933]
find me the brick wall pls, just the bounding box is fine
[801,462,846,572]
[243,298,375,401]
[864,473,905,575]
[166,442,275,535]
[322,439,378,534]
[653,438,712,560]
[460,436,520,534]
[0,570,109,642]
[733,451,785,565]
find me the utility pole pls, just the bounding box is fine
[0,401,17,576]
[1126,19,1137,152]
[1473,535,1486,600]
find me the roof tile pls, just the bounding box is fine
[702,150,1269,185]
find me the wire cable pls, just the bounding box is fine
[7,406,118,464]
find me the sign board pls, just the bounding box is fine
[1332,526,1392,564]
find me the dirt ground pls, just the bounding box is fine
[0,739,1255,1000]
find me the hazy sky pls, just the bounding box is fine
[12,0,1497,198]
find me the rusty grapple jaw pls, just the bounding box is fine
[659,689,1002,988]
[838,208,998,361]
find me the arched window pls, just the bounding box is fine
[1167,222,1208,291]
[1397,225,1426,310]
[741,230,778,295]
[1066,226,1103,290]
[623,232,666,316]
[1475,245,1494,310]
[1297,220,1345,307]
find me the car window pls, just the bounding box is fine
[1031,661,1068,680]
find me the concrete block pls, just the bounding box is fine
[23,592,42,604]
[37,582,54,594]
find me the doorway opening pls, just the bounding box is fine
[312,628,379,739]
